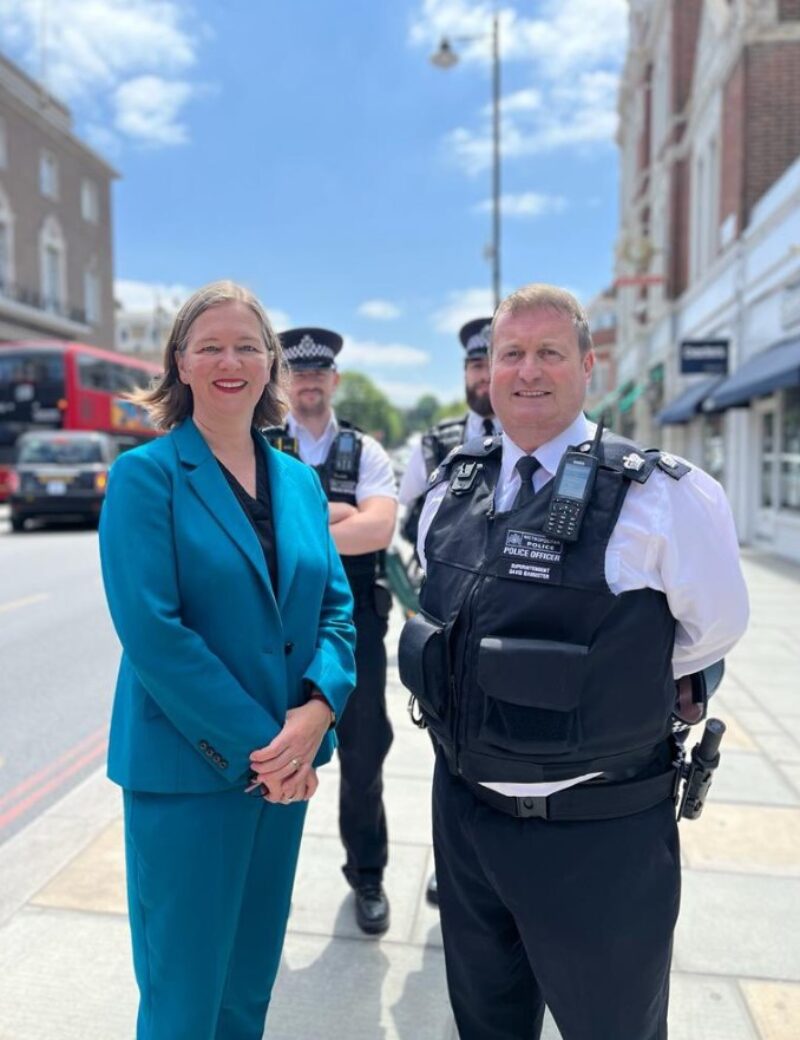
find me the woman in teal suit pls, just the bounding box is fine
[99,281,356,1040]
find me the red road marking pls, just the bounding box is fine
[0,736,108,831]
[0,725,107,811]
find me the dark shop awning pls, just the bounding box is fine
[704,336,800,411]
[656,376,722,425]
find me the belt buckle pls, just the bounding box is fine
[515,795,549,819]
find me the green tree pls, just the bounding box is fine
[435,398,467,421]
[335,371,405,446]
[405,393,441,433]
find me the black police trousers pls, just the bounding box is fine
[337,589,394,886]
[432,751,680,1040]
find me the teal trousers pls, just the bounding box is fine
[123,787,307,1040]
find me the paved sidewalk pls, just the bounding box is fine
[0,549,798,1039]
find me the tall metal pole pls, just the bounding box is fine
[491,13,501,310]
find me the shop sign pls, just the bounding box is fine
[680,339,729,375]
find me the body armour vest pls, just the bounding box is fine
[421,416,468,477]
[405,431,687,785]
[401,416,468,547]
[264,420,380,590]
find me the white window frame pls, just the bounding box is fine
[39,150,59,200]
[39,215,66,312]
[81,179,99,223]
[0,183,15,292]
[84,263,100,325]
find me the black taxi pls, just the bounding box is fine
[9,431,118,532]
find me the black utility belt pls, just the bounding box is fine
[464,766,680,822]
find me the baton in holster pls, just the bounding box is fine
[677,717,726,821]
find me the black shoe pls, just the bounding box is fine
[425,872,439,908]
[354,883,390,935]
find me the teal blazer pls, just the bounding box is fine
[100,418,356,793]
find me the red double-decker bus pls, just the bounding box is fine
[0,340,162,501]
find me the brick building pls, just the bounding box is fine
[0,51,117,348]
[615,0,800,562]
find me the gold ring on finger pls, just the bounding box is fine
[290,757,300,770]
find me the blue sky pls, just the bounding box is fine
[1,0,627,406]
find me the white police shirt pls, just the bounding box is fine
[287,410,397,503]
[417,411,750,798]
[398,411,502,507]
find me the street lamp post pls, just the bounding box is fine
[431,13,501,310]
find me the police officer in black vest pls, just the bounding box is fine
[270,328,398,935]
[399,317,501,550]
[398,316,502,909]
[399,285,749,1039]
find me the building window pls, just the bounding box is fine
[40,151,59,199]
[780,388,800,512]
[0,186,14,293]
[81,179,99,223]
[39,216,66,312]
[84,266,100,325]
[702,414,725,485]
[761,412,775,508]
[691,137,720,280]
[0,117,7,169]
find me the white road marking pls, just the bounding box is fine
[0,593,50,614]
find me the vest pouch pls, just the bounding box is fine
[398,613,449,720]
[477,637,587,754]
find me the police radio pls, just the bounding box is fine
[331,430,360,478]
[541,421,604,542]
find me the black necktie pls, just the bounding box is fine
[513,455,540,509]
[482,417,495,437]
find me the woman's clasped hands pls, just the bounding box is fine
[248,696,333,804]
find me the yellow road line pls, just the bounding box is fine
[0,593,50,614]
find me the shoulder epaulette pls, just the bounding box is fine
[596,434,659,485]
[653,450,691,480]
[434,415,468,433]
[595,433,692,483]
[337,418,365,434]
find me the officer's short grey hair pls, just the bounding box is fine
[491,284,593,357]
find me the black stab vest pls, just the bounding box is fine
[264,420,380,591]
[416,432,680,784]
[421,416,468,477]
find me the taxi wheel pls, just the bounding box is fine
[10,515,26,533]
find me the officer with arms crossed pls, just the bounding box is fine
[400,285,749,1039]
[399,317,501,547]
[270,328,398,935]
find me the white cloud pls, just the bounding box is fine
[115,279,194,312]
[493,88,542,116]
[0,0,203,149]
[431,288,495,335]
[341,338,430,368]
[114,77,195,146]
[411,1,626,76]
[357,300,403,321]
[410,1,627,172]
[473,192,567,219]
[266,308,292,332]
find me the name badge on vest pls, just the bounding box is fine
[328,477,358,496]
[500,529,564,583]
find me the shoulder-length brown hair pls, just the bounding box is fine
[129,280,290,431]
